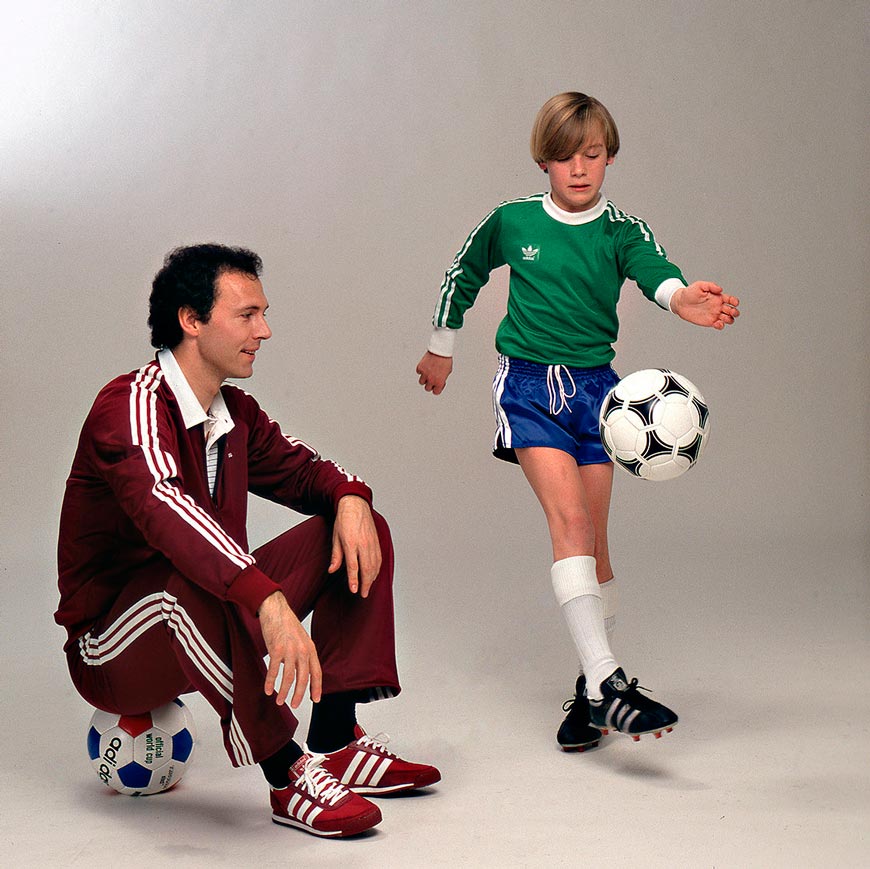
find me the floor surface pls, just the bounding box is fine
[4,545,867,868]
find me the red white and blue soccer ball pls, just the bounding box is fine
[87,698,196,795]
[599,369,711,481]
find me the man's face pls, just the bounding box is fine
[194,269,272,382]
[539,129,614,213]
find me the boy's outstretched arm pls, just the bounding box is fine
[671,281,740,330]
[416,351,453,394]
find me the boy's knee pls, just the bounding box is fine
[548,509,595,546]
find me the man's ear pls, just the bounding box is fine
[178,306,201,338]
[538,162,548,174]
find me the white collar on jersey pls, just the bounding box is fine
[156,348,235,448]
[542,190,609,225]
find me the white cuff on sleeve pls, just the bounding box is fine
[654,278,686,313]
[427,327,456,357]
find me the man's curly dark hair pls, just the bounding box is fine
[148,244,263,349]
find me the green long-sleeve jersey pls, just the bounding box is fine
[431,192,687,367]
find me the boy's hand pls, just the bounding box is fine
[671,281,740,330]
[416,351,453,394]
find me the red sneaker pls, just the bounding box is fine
[271,753,382,837]
[320,726,441,795]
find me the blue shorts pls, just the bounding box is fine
[491,356,620,465]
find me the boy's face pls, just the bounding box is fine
[539,130,613,213]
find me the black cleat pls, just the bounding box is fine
[588,668,678,741]
[557,675,603,752]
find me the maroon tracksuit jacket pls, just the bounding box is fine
[56,358,398,765]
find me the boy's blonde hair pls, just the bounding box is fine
[530,92,620,163]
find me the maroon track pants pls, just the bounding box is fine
[67,513,399,766]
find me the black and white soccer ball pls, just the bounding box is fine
[599,369,710,481]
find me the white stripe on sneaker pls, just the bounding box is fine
[368,757,393,787]
[341,751,367,785]
[357,754,380,785]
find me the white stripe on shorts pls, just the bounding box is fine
[492,355,512,450]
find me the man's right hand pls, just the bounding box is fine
[258,591,322,708]
[416,351,453,395]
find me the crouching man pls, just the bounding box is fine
[56,244,439,837]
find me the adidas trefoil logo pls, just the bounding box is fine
[521,245,540,261]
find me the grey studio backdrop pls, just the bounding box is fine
[1,2,867,867]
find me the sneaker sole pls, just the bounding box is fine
[349,769,441,795]
[272,807,382,837]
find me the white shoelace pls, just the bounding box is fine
[356,732,394,756]
[546,364,577,415]
[295,754,347,806]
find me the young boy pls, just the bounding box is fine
[416,92,740,750]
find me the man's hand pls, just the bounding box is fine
[259,591,322,708]
[329,495,382,597]
[416,351,453,394]
[671,281,740,330]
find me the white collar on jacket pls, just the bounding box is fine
[156,348,235,448]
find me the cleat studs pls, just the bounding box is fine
[666,727,673,733]
[632,735,640,742]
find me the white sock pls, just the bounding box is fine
[577,577,617,680]
[551,556,618,700]
[600,577,617,644]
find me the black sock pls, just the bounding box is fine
[259,739,304,788]
[307,691,358,754]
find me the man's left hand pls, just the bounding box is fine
[329,495,382,597]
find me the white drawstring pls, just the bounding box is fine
[547,365,576,415]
